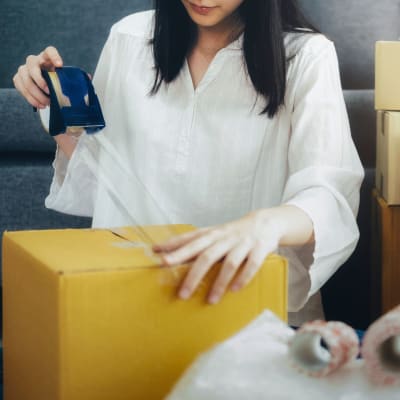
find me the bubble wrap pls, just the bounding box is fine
[167,311,399,400]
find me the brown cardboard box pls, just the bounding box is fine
[375,110,400,205]
[2,225,287,400]
[375,41,400,111]
[371,190,400,316]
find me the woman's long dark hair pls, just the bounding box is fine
[151,0,319,118]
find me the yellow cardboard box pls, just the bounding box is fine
[3,225,287,400]
[375,41,400,111]
[375,111,400,204]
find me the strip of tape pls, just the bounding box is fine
[361,305,400,385]
[288,320,359,377]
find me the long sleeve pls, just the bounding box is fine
[281,38,364,313]
[45,28,115,217]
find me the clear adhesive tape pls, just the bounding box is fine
[361,305,400,385]
[289,320,359,377]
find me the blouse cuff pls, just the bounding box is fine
[45,134,95,217]
[282,187,359,312]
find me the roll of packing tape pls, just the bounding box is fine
[37,67,105,136]
[361,305,400,385]
[289,320,359,377]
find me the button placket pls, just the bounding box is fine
[175,94,197,175]
[173,50,233,176]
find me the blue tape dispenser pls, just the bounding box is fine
[37,67,105,136]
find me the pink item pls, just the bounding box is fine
[289,320,359,377]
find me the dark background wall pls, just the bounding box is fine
[2,1,400,90]
[299,0,400,90]
[0,0,153,88]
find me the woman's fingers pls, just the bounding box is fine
[13,46,63,108]
[161,229,222,265]
[178,236,238,300]
[208,239,253,304]
[41,46,63,69]
[153,227,210,253]
[26,55,50,95]
[13,72,47,109]
[157,215,281,303]
[231,240,278,291]
[18,65,50,107]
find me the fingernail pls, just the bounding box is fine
[231,284,241,292]
[44,86,50,95]
[179,288,190,300]
[208,294,220,304]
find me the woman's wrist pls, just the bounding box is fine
[53,133,79,160]
[251,205,314,247]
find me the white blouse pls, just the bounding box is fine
[45,10,364,325]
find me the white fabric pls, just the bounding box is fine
[45,10,364,325]
[167,311,399,400]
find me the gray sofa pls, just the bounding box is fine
[1,0,400,330]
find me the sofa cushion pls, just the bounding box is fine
[0,87,376,163]
[0,156,91,276]
[0,156,89,229]
[0,89,55,152]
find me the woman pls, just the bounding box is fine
[13,0,364,325]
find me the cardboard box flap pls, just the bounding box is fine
[3,225,193,274]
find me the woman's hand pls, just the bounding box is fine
[13,46,63,109]
[153,205,314,304]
